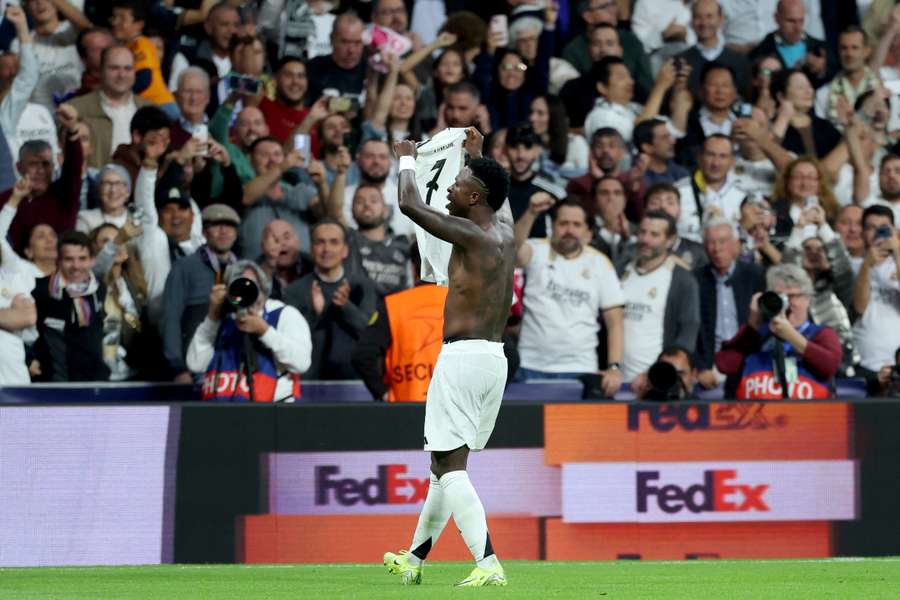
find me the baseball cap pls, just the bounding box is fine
[201,203,241,226]
[156,185,191,209]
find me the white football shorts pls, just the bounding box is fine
[423,339,507,452]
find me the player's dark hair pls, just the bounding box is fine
[130,106,171,136]
[643,209,677,237]
[469,157,510,212]
[446,81,480,103]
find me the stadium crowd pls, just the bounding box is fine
[1,0,899,401]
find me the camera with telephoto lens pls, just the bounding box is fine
[644,361,685,402]
[226,277,259,315]
[758,291,789,322]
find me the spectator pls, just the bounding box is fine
[73,27,114,96]
[858,154,900,225]
[0,104,83,254]
[241,137,322,260]
[335,139,409,236]
[875,346,900,397]
[76,163,132,232]
[620,210,700,382]
[567,128,646,221]
[769,69,841,158]
[781,204,859,375]
[514,195,625,395]
[677,62,742,166]
[562,0,654,98]
[633,118,690,189]
[352,248,449,402]
[341,184,412,298]
[769,157,841,238]
[529,94,589,179]
[815,26,877,127]
[0,181,53,277]
[258,0,336,61]
[694,217,766,390]
[258,55,314,145]
[677,0,752,97]
[317,112,355,183]
[835,204,865,272]
[676,134,746,242]
[109,0,177,118]
[716,263,842,399]
[110,104,172,185]
[852,205,900,388]
[644,183,708,269]
[258,219,307,301]
[305,12,367,108]
[209,102,269,190]
[505,123,566,239]
[730,107,785,196]
[583,56,674,143]
[590,176,636,269]
[89,220,151,381]
[168,3,239,96]
[748,0,833,87]
[631,0,695,73]
[285,218,377,380]
[1,6,61,171]
[0,179,39,384]
[558,23,624,128]
[187,259,312,402]
[161,203,240,383]
[13,0,89,109]
[737,195,783,266]
[430,80,491,137]
[631,346,698,399]
[169,67,211,149]
[32,229,109,381]
[69,46,152,170]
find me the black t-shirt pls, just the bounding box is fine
[305,55,367,106]
[346,230,412,298]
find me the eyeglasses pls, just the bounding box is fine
[500,63,528,72]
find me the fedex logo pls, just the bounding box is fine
[627,403,783,432]
[315,465,429,506]
[637,470,769,514]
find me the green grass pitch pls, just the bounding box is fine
[1,559,898,599]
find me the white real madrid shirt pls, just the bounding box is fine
[519,240,624,373]
[852,257,900,371]
[0,235,38,385]
[621,257,676,382]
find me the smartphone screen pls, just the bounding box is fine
[294,134,310,154]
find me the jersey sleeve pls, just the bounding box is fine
[596,253,625,310]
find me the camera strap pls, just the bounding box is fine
[772,340,790,399]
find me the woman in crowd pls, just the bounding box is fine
[529,94,588,179]
[769,157,841,237]
[770,69,842,159]
[77,164,132,233]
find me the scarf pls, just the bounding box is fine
[49,270,100,327]
[201,245,237,284]
[826,67,879,128]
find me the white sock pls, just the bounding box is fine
[407,473,451,566]
[439,470,499,569]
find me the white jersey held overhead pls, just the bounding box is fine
[410,128,468,286]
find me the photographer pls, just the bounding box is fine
[631,346,697,401]
[715,264,842,400]
[187,259,312,402]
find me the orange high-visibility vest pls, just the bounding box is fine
[383,285,448,402]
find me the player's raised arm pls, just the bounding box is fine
[395,140,493,249]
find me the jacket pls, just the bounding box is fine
[68,90,151,170]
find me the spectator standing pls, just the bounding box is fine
[168,3,239,96]
[305,12,367,107]
[69,46,151,170]
[76,163,131,233]
[161,203,240,383]
[258,219,307,301]
[694,217,766,390]
[620,211,701,382]
[852,205,900,386]
[169,67,211,150]
[835,204,865,273]
[504,124,566,239]
[32,229,109,381]
[258,55,314,144]
[644,183,708,269]
[0,104,83,254]
[285,219,377,380]
[677,0,752,97]
[73,27,114,96]
[335,139,409,236]
[815,26,877,127]
[514,195,625,395]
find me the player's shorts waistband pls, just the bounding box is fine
[439,338,506,357]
